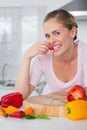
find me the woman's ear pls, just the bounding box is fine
[71,26,77,39]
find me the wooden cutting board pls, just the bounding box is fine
[23,94,67,117]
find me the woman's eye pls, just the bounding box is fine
[45,35,50,39]
[54,31,60,35]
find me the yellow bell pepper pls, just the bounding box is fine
[5,105,18,115]
[64,100,87,120]
[0,106,5,116]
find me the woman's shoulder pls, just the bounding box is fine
[78,40,87,53]
[78,40,87,61]
[78,40,87,48]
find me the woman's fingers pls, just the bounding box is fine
[25,41,50,59]
[37,41,49,54]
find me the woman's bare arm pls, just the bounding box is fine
[15,55,34,99]
[15,41,50,99]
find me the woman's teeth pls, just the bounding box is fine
[53,44,61,50]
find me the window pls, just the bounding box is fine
[0,6,46,80]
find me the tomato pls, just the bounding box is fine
[67,85,87,102]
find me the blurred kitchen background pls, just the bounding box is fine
[0,0,87,88]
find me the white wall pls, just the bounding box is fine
[0,0,87,82]
[77,20,87,44]
[0,0,73,12]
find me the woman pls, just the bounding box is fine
[15,9,87,99]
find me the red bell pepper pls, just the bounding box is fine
[49,47,54,50]
[10,111,24,118]
[0,92,23,108]
[67,85,87,102]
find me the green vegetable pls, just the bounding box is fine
[4,113,8,118]
[25,114,50,120]
[36,114,50,119]
[25,114,36,119]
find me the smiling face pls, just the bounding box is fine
[43,18,76,56]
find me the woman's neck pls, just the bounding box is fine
[53,42,78,65]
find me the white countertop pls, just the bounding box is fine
[0,116,87,130]
[0,86,87,130]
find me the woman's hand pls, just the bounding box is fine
[24,41,50,59]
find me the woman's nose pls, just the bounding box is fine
[48,36,55,44]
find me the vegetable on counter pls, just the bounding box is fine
[0,90,51,120]
[24,107,33,115]
[0,105,50,120]
[5,105,18,115]
[64,100,87,120]
[0,106,5,116]
[0,92,50,120]
[25,114,50,119]
[0,92,23,108]
[67,85,87,102]
[10,111,25,118]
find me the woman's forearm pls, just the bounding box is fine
[15,41,50,99]
[15,56,33,99]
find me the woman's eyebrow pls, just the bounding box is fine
[45,30,59,35]
[44,33,49,36]
[52,30,59,34]
[44,30,60,36]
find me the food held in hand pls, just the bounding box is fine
[49,47,54,50]
[64,100,87,120]
[67,85,87,102]
[0,92,23,108]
